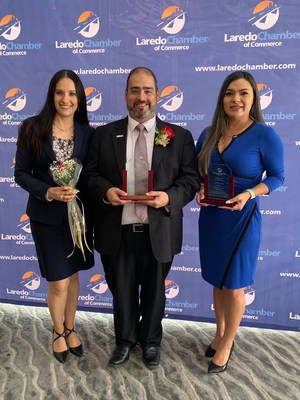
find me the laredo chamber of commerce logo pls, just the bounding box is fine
[0,14,21,41]
[1,214,34,245]
[0,14,42,56]
[6,271,46,302]
[87,274,108,294]
[85,87,102,112]
[243,286,276,321]
[257,82,296,125]
[157,84,205,127]
[78,274,112,307]
[224,1,300,48]
[258,83,273,110]
[75,11,100,38]
[244,287,256,306]
[1,87,33,127]
[20,271,40,291]
[55,10,121,55]
[84,86,122,127]
[2,87,26,112]
[165,279,199,315]
[136,5,208,52]
[17,214,31,234]
[158,86,184,112]
[157,6,186,35]
[248,1,280,30]
[165,279,180,299]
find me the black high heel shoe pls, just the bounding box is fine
[205,343,217,358]
[208,342,234,374]
[64,324,83,357]
[53,329,68,364]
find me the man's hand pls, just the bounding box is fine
[106,187,132,206]
[135,191,170,208]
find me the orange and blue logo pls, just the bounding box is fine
[165,279,180,299]
[85,87,102,112]
[158,86,184,112]
[87,274,108,294]
[258,83,273,110]
[2,87,27,112]
[17,214,31,234]
[248,1,281,30]
[74,11,100,38]
[0,14,21,41]
[20,271,41,291]
[157,6,186,35]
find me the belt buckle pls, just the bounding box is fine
[133,224,143,233]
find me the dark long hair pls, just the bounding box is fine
[17,69,89,159]
[198,71,265,176]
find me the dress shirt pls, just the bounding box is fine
[122,116,156,225]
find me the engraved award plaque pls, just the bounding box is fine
[120,170,155,200]
[200,164,235,207]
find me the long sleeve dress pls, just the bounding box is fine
[196,122,285,289]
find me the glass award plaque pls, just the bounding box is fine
[120,170,155,200]
[200,163,235,207]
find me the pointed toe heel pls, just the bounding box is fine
[64,324,83,357]
[69,344,83,357]
[208,342,234,374]
[208,360,228,374]
[205,343,216,358]
[53,329,68,364]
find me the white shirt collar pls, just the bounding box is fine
[128,115,156,133]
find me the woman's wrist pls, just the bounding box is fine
[45,188,53,202]
[243,188,255,200]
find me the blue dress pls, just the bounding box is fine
[196,122,284,289]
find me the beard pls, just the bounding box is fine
[127,100,155,120]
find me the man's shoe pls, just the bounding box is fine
[108,345,131,367]
[142,346,160,369]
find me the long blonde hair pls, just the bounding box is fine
[198,71,265,176]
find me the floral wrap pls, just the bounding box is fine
[49,158,92,261]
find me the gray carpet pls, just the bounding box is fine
[0,303,299,400]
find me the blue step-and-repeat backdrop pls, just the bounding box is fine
[0,1,299,331]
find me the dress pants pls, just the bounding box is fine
[101,225,172,348]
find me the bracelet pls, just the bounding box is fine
[45,190,53,202]
[243,189,255,200]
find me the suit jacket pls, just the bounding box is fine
[83,117,200,263]
[15,122,94,225]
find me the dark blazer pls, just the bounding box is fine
[83,117,200,262]
[15,122,94,225]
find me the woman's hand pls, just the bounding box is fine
[220,191,251,211]
[196,183,209,206]
[46,186,78,202]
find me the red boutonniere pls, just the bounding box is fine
[155,126,175,147]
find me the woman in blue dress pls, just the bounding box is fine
[196,71,284,374]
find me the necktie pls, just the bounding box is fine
[134,124,148,222]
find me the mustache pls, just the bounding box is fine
[133,100,150,106]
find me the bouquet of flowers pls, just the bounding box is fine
[49,158,92,261]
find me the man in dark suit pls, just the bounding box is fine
[83,67,199,368]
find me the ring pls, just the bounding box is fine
[60,195,63,199]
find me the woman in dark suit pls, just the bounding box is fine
[15,69,94,363]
